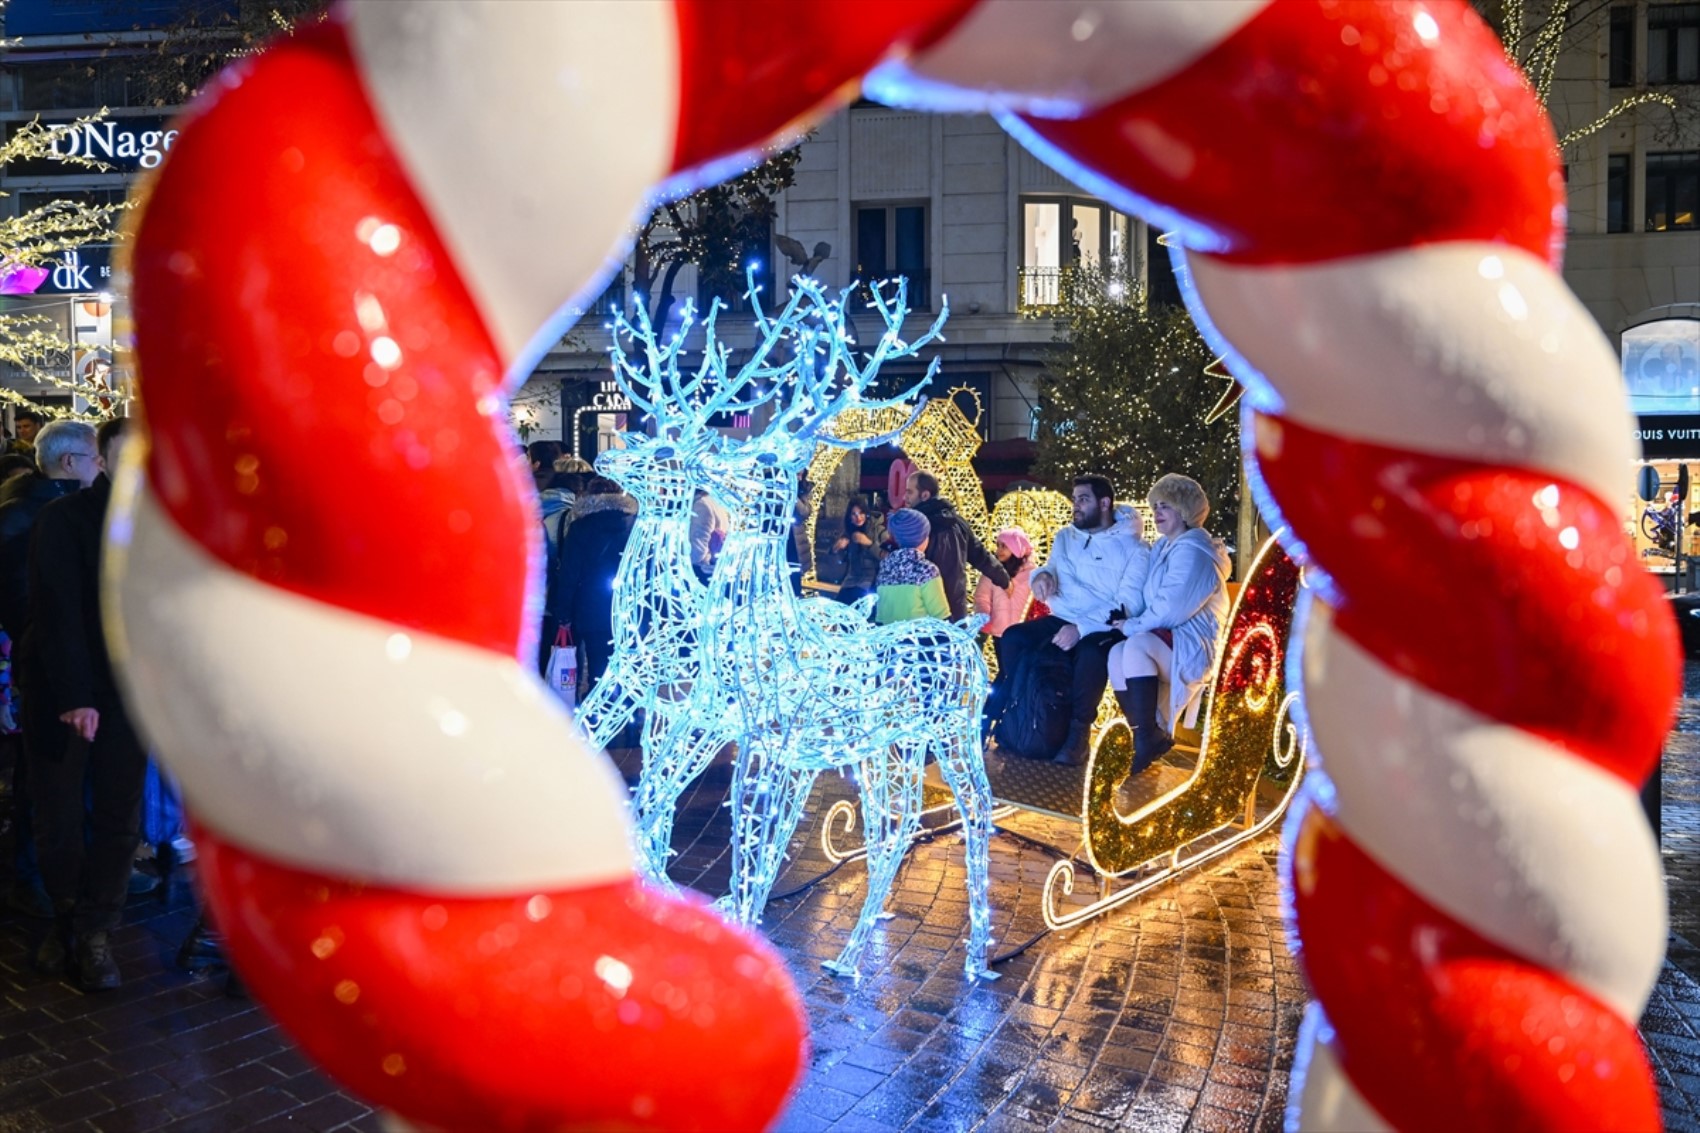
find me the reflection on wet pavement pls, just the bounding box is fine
[0,688,1698,1131]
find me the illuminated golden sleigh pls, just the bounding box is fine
[1027,533,1308,930]
[818,532,1309,939]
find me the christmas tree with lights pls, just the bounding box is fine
[1030,271,1240,538]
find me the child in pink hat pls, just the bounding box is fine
[974,528,1035,660]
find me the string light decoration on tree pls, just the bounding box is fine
[584,290,821,888]
[687,274,999,980]
[1486,0,1683,149]
[1031,273,1239,535]
[0,116,129,419]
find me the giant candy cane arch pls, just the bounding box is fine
[108,1,1678,1130]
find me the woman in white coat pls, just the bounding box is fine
[1109,474,1231,770]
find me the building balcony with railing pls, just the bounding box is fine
[1017,265,1142,316]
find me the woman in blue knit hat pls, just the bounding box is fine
[874,508,949,625]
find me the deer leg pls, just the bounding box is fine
[826,749,925,977]
[721,744,818,927]
[574,671,633,751]
[629,703,725,891]
[934,715,998,980]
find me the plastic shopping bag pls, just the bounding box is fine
[546,625,578,711]
[141,758,185,849]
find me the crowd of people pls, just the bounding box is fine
[0,414,1228,988]
[539,433,1231,778]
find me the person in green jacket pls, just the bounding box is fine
[874,508,950,624]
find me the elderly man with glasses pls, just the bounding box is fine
[0,419,101,927]
[20,418,146,990]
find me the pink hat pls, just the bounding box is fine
[995,528,1034,558]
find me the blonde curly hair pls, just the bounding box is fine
[1147,473,1210,529]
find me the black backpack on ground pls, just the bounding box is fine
[993,644,1073,759]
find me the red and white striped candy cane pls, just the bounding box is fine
[869,2,1677,1127]
[109,1,1677,1129]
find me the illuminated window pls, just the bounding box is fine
[1648,4,1700,84]
[1018,196,1135,311]
[1645,152,1699,231]
[854,203,929,310]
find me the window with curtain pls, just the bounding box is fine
[1649,3,1700,84]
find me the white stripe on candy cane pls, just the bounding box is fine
[1184,243,1635,512]
[107,476,635,894]
[344,0,680,377]
[867,0,1268,115]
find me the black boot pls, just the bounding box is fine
[1051,719,1092,766]
[74,930,121,992]
[1113,684,1138,726]
[1126,677,1173,772]
[33,914,70,977]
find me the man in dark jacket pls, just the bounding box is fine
[904,471,1009,620]
[5,409,43,457]
[22,418,144,990]
[552,477,637,693]
[0,419,100,920]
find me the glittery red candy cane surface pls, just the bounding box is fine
[132,24,529,656]
[1257,413,1678,786]
[195,829,806,1132]
[1291,807,1661,1133]
[1020,0,1562,265]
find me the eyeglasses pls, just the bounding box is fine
[65,451,99,463]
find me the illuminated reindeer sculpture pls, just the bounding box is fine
[691,278,999,979]
[578,297,802,886]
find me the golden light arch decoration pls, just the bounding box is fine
[987,487,1074,569]
[802,386,992,584]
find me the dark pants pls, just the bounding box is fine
[582,630,616,695]
[6,729,41,893]
[537,614,559,677]
[27,698,146,934]
[989,615,1122,727]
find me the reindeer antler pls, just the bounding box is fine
[612,269,849,444]
[608,297,695,425]
[612,269,947,457]
[756,275,947,450]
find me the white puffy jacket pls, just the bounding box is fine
[1122,527,1232,730]
[1033,512,1150,637]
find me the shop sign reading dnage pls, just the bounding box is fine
[4,115,178,176]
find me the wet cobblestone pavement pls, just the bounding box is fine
[1,668,1699,1131]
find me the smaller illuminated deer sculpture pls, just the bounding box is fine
[580,296,801,886]
[691,278,998,979]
